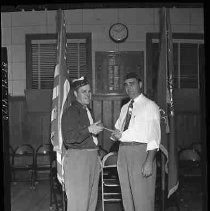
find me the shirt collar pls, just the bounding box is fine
[131,93,143,104]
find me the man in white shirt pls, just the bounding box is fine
[111,72,161,211]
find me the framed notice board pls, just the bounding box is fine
[95,51,144,94]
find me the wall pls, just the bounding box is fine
[1,7,204,150]
[1,7,204,96]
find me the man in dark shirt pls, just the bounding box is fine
[62,76,104,211]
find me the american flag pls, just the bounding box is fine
[157,7,179,198]
[50,9,70,185]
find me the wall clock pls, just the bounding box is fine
[109,23,128,43]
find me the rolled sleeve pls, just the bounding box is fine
[145,105,161,151]
[146,140,159,151]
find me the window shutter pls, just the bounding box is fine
[31,38,88,89]
[31,40,56,89]
[66,39,87,80]
[151,39,203,89]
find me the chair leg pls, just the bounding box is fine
[49,171,53,209]
[34,168,38,185]
[52,177,59,211]
[62,190,66,211]
[10,168,13,183]
[30,169,35,189]
[12,170,17,185]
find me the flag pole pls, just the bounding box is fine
[161,153,166,210]
[157,7,179,210]
[166,7,179,201]
[161,8,168,211]
[62,183,66,211]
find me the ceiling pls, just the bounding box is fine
[1,2,204,12]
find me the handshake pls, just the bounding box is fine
[88,121,122,139]
[88,120,104,135]
[110,129,122,140]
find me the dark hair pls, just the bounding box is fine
[124,72,142,82]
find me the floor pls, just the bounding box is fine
[10,177,204,211]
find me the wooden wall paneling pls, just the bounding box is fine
[92,94,127,151]
[183,114,189,147]
[27,112,46,148]
[25,90,52,149]
[9,96,201,153]
[27,113,41,148]
[9,97,26,148]
[92,99,103,148]
[113,100,122,129]
[102,100,113,151]
[176,113,186,148]
[92,99,103,122]
[41,113,51,145]
[192,113,201,142]
[175,112,201,149]
[22,104,30,144]
[182,113,191,147]
[189,113,201,143]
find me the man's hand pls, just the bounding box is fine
[88,121,104,135]
[111,129,122,141]
[141,160,153,177]
[141,149,157,177]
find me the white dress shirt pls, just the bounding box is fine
[86,107,98,146]
[115,94,161,151]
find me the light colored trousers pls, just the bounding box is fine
[117,144,157,211]
[63,149,101,211]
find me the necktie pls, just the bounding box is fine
[86,107,98,145]
[123,100,134,131]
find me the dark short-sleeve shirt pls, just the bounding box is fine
[61,100,100,149]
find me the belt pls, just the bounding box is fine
[120,142,146,146]
[66,147,98,151]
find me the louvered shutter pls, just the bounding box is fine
[66,39,87,79]
[31,40,57,89]
[31,38,88,89]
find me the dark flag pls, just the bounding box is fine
[50,9,70,184]
[157,8,179,199]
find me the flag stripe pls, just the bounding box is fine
[50,9,70,185]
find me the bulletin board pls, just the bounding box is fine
[95,51,144,94]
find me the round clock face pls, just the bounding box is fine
[109,23,128,43]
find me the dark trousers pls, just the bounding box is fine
[63,149,101,211]
[117,144,156,211]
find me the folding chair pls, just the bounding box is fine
[34,143,52,183]
[12,144,35,189]
[191,142,202,154]
[178,147,201,183]
[178,147,202,209]
[101,152,122,211]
